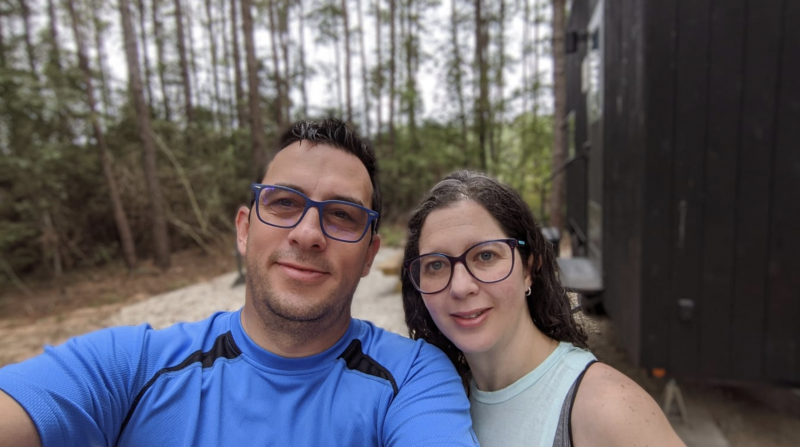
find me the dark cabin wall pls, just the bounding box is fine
[566,0,590,247]
[765,0,800,384]
[664,0,714,379]
[731,0,786,383]
[697,0,747,381]
[599,0,646,363]
[638,0,678,373]
[567,0,800,384]
[637,0,800,383]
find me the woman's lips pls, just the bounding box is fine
[451,308,491,328]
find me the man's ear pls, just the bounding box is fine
[235,206,251,257]
[361,234,382,278]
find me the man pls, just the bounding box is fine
[0,119,477,446]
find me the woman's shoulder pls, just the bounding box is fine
[570,363,686,447]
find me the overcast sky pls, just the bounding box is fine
[89,0,555,126]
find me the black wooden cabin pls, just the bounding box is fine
[563,0,800,384]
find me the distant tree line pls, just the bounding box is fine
[0,0,560,285]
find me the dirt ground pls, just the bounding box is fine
[0,247,236,366]
[1,248,799,446]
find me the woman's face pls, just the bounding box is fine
[417,201,533,358]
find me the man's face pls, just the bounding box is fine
[236,142,381,334]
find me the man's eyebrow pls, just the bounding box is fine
[273,183,367,207]
[329,194,367,207]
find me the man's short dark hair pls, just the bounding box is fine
[261,118,381,232]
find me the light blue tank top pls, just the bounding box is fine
[469,342,597,447]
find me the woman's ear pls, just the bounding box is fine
[525,254,536,288]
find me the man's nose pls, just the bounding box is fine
[287,206,327,251]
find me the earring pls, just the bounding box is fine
[525,287,532,297]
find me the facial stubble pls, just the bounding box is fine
[245,249,362,343]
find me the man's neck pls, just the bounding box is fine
[240,302,352,358]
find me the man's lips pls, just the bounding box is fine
[278,261,326,274]
[276,261,329,282]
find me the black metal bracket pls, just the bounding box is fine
[566,30,590,54]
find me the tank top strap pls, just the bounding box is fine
[552,359,598,447]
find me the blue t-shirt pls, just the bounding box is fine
[0,310,477,446]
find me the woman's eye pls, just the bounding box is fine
[424,260,446,272]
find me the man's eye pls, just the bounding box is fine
[332,209,354,221]
[274,198,299,207]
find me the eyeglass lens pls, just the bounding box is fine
[409,240,515,293]
[257,187,370,241]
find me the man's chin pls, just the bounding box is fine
[264,293,335,323]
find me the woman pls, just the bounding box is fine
[402,170,684,447]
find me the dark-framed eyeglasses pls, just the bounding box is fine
[404,238,526,294]
[250,184,379,243]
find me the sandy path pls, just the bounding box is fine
[106,247,406,333]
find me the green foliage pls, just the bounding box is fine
[377,114,553,225]
[0,0,556,285]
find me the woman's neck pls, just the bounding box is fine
[466,319,560,392]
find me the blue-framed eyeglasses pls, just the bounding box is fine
[250,184,379,243]
[404,238,526,294]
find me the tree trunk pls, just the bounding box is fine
[450,0,467,155]
[18,0,37,75]
[92,0,114,119]
[46,0,69,134]
[205,0,222,127]
[0,16,6,69]
[68,0,138,269]
[333,28,343,118]
[388,0,396,150]
[490,0,507,166]
[173,0,194,123]
[241,0,267,175]
[267,0,286,129]
[474,0,489,170]
[341,0,353,124]
[356,0,369,134]
[186,1,201,112]
[521,0,530,155]
[278,1,291,123]
[0,17,6,68]
[533,0,541,121]
[549,0,567,230]
[373,0,382,141]
[42,210,62,278]
[152,0,171,120]
[230,0,247,127]
[299,0,309,117]
[46,0,62,70]
[403,0,417,143]
[136,0,156,112]
[119,0,171,269]
[220,0,235,127]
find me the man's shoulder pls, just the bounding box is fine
[34,310,239,373]
[349,320,455,377]
[351,319,424,356]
